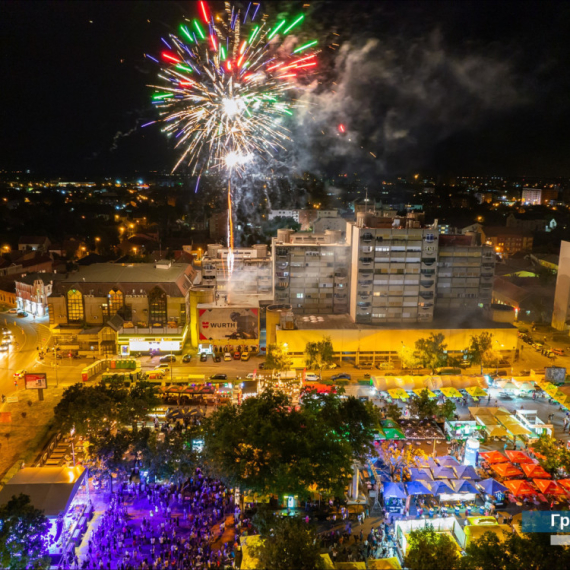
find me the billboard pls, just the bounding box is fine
[25,373,47,389]
[199,308,258,340]
[545,366,567,384]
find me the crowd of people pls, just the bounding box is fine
[73,469,241,570]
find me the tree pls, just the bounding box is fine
[436,399,457,421]
[399,344,420,369]
[377,441,426,482]
[304,336,335,373]
[415,333,447,373]
[531,432,570,476]
[385,402,402,421]
[467,332,494,373]
[458,531,510,570]
[409,390,438,420]
[252,516,325,570]
[202,388,379,497]
[404,526,460,570]
[0,494,50,570]
[265,343,293,375]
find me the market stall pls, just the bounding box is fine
[444,420,484,441]
[479,451,508,464]
[504,450,534,464]
[453,465,480,481]
[477,478,508,508]
[382,482,407,514]
[521,463,551,479]
[490,462,524,479]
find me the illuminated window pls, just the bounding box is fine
[67,289,84,323]
[148,286,167,325]
[108,289,123,315]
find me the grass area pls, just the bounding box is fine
[0,385,66,480]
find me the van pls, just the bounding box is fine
[241,352,251,362]
[305,373,319,382]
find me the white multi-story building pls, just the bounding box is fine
[521,188,542,205]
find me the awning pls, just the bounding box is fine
[406,481,433,495]
[437,455,460,467]
[503,479,536,496]
[453,465,480,481]
[382,482,407,499]
[491,462,523,478]
[556,479,570,492]
[388,388,409,400]
[432,466,456,479]
[381,419,400,429]
[505,450,534,464]
[479,451,509,464]
[412,388,436,398]
[439,387,463,398]
[427,480,454,495]
[486,426,509,438]
[378,428,406,440]
[452,479,480,494]
[477,478,508,496]
[521,463,551,479]
[410,468,433,482]
[533,479,565,495]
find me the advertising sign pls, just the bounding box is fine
[545,366,566,384]
[199,308,258,340]
[25,373,47,389]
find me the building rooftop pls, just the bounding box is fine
[15,272,67,286]
[18,235,50,245]
[61,262,192,284]
[483,226,533,238]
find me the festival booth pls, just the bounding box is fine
[476,478,508,509]
[373,375,488,400]
[382,482,407,514]
[397,419,444,441]
[444,420,484,442]
[0,467,91,563]
[395,517,464,555]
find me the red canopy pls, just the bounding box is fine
[521,463,551,479]
[533,479,565,495]
[480,451,509,464]
[503,479,536,496]
[491,462,524,478]
[505,450,534,464]
[556,479,570,492]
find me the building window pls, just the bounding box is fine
[67,289,84,323]
[108,289,124,316]
[148,286,167,325]
[296,293,304,298]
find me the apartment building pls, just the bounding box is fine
[481,227,533,257]
[436,235,495,312]
[349,214,439,324]
[272,229,350,314]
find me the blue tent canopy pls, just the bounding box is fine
[410,468,433,481]
[406,481,433,495]
[477,478,508,496]
[383,482,407,499]
[415,457,431,469]
[452,479,479,494]
[437,455,460,467]
[428,480,454,495]
[454,465,480,481]
[371,458,385,469]
[432,466,455,479]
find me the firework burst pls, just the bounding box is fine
[146,1,318,175]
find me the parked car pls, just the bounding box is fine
[356,363,373,370]
[210,374,227,380]
[200,353,208,362]
[13,369,26,378]
[332,373,351,381]
[0,344,8,352]
[305,373,319,382]
[376,362,392,369]
[224,352,232,362]
[553,348,565,356]
[246,373,255,379]
[233,351,241,360]
[159,355,176,363]
[7,308,17,314]
[459,361,471,369]
[214,355,221,363]
[17,311,28,318]
[259,362,266,369]
[155,363,170,370]
[241,352,251,362]
[182,354,192,363]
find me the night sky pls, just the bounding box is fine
[2,1,570,179]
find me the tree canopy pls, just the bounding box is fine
[251,515,325,570]
[377,441,426,482]
[467,332,494,373]
[0,494,50,570]
[415,333,447,373]
[404,525,460,570]
[304,336,335,372]
[201,388,380,497]
[265,343,293,374]
[409,390,438,420]
[531,433,570,476]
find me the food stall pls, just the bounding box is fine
[382,482,407,514]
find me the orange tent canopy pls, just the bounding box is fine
[521,463,551,479]
[503,479,536,496]
[527,447,547,460]
[556,479,570,491]
[491,462,524,478]
[480,451,509,464]
[505,450,534,464]
[534,479,565,495]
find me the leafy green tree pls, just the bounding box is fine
[409,389,438,420]
[458,531,509,570]
[531,432,570,476]
[385,402,402,421]
[0,494,50,570]
[304,336,335,373]
[265,343,293,374]
[377,441,426,482]
[399,344,420,369]
[436,399,457,421]
[467,332,494,373]
[415,333,447,373]
[202,388,379,497]
[252,516,325,570]
[404,525,460,570]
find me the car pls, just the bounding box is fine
[305,373,319,382]
[459,361,471,369]
[159,355,176,363]
[13,369,26,378]
[0,345,8,352]
[199,352,208,362]
[519,369,531,376]
[363,373,371,379]
[214,355,221,363]
[210,373,228,380]
[553,348,565,356]
[241,352,251,362]
[233,351,241,360]
[7,308,17,314]
[356,363,373,370]
[332,373,351,381]
[246,373,255,379]
[16,311,28,318]
[155,363,170,370]
[182,354,192,363]
[376,362,392,370]
[328,362,339,369]
[259,362,266,369]
[224,352,232,362]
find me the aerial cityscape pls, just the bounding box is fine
[3,2,570,569]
